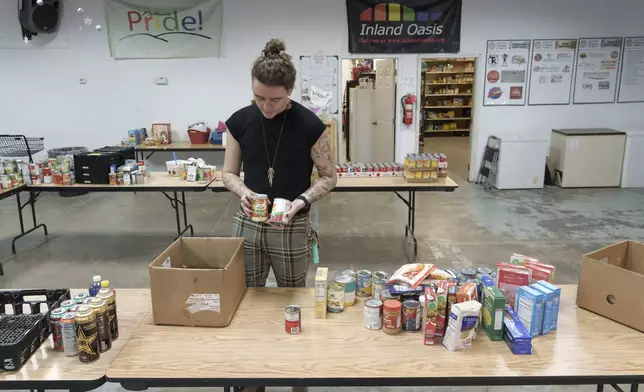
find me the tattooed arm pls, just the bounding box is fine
[222,133,255,216]
[301,130,338,203]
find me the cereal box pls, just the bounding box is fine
[530,283,553,335]
[524,261,556,283]
[456,282,478,303]
[515,286,545,337]
[503,305,532,355]
[510,253,540,265]
[443,301,481,352]
[534,280,561,331]
[482,286,506,341]
[436,281,450,337]
[496,263,532,308]
[314,267,328,319]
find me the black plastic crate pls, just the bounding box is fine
[0,289,70,371]
[74,151,124,184]
[94,145,135,161]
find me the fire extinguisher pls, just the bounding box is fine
[401,94,417,126]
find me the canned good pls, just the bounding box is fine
[75,305,100,363]
[73,293,90,303]
[356,269,372,297]
[62,172,72,185]
[251,194,269,223]
[61,312,78,356]
[4,161,15,174]
[334,274,356,307]
[380,288,400,302]
[327,282,344,313]
[285,305,301,335]
[270,198,291,224]
[135,171,144,184]
[372,271,389,280]
[61,158,71,173]
[197,167,205,183]
[98,288,119,341]
[0,175,9,189]
[364,298,383,330]
[461,268,477,279]
[0,160,4,175]
[402,300,421,332]
[89,297,112,353]
[341,269,357,280]
[60,299,76,311]
[372,277,387,302]
[382,299,402,335]
[203,166,213,182]
[50,308,66,351]
[477,267,493,276]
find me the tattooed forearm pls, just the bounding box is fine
[301,130,338,203]
[223,172,252,199]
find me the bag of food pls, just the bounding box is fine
[387,263,435,288]
[443,300,481,351]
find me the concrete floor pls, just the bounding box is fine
[0,174,643,392]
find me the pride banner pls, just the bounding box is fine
[105,0,222,59]
[346,0,461,53]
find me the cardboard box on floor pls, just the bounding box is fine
[149,237,246,327]
[577,240,644,332]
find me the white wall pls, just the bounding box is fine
[1,0,643,178]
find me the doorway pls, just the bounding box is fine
[341,58,398,164]
[419,57,476,181]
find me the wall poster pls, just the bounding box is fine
[617,37,644,103]
[483,40,531,106]
[573,37,623,104]
[528,39,577,105]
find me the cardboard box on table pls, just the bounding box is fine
[149,237,246,327]
[577,240,644,332]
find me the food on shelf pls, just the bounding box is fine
[335,162,404,178]
[403,153,448,183]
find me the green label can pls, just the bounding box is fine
[327,283,345,313]
[334,274,356,307]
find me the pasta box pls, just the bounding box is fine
[149,237,247,327]
[577,240,644,333]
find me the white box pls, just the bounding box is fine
[492,133,549,190]
[621,130,644,188]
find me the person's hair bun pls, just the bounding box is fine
[263,38,287,58]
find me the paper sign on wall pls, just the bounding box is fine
[617,37,644,103]
[573,37,623,104]
[105,0,223,59]
[528,39,577,105]
[484,40,531,106]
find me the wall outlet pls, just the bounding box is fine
[79,78,87,84]
[155,77,168,85]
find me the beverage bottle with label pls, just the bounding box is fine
[89,275,102,297]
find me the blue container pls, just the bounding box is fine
[503,305,532,355]
[515,286,546,338]
[530,283,554,334]
[534,281,561,331]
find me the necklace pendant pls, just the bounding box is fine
[268,167,275,187]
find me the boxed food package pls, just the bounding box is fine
[445,283,458,323]
[149,237,246,327]
[314,267,328,319]
[482,286,506,341]
[515,286,545,337]
[523,261,556,283]
[443,300,481,351]
[456,282,478,303]
[530,283,554,334]
[535,280,561,331]
[503,305,532,355]
[578,240,644,332]
[387,263,435,288]
[435,281,451,337]
[510,253,540,265]
[423,286,439,345]
[497,263,532,308]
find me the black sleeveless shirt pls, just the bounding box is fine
[225,101,326,203]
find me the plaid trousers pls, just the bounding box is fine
[232,210,313,288]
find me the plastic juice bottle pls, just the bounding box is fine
[89,275,102,297]
[101,279,116,297]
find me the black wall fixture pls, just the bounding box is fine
[18,0,62,41]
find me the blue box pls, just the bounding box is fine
[503,305,532,355]
[515,286,545,337]
[534,280,561,331]
[530,283,554,334]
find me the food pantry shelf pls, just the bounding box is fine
[426,117,471,121]
[424,106,472,109]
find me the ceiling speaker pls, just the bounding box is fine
[19,0,61,40]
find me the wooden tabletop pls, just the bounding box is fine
[26,172,212,192]
[107,285,644,386]
[209,175,458,193]
[135,142,225,151]
[0,289,151,388]
[0,185,25,200]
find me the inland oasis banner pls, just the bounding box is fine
[346,0,461,53]
[105,0,222,59]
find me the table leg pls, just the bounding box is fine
[181,192,194,236]
[173,191,181,237]
[631,384,639,392]
[597,385,604,392]
[10,191,48,258]
[394,191,418,256]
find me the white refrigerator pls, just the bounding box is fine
[491,133,549,190]
[621,130,644,188]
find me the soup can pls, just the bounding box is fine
[334,274,356,307]
[364,298,383,330]
[327,282,345,313]
[285,305,301,335]
[356,269,372,297]
[372,271,389,280]
[402,300,421,332]
[341,269,357,280]
[251,194,269,223]
[372,277,388,302]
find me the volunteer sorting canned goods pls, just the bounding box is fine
[222,38,338,289]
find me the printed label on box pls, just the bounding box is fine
[161,257,171,268]
[185,293,221,313]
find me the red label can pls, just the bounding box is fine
[284,305,301,335]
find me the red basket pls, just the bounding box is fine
[187,128,211,144]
